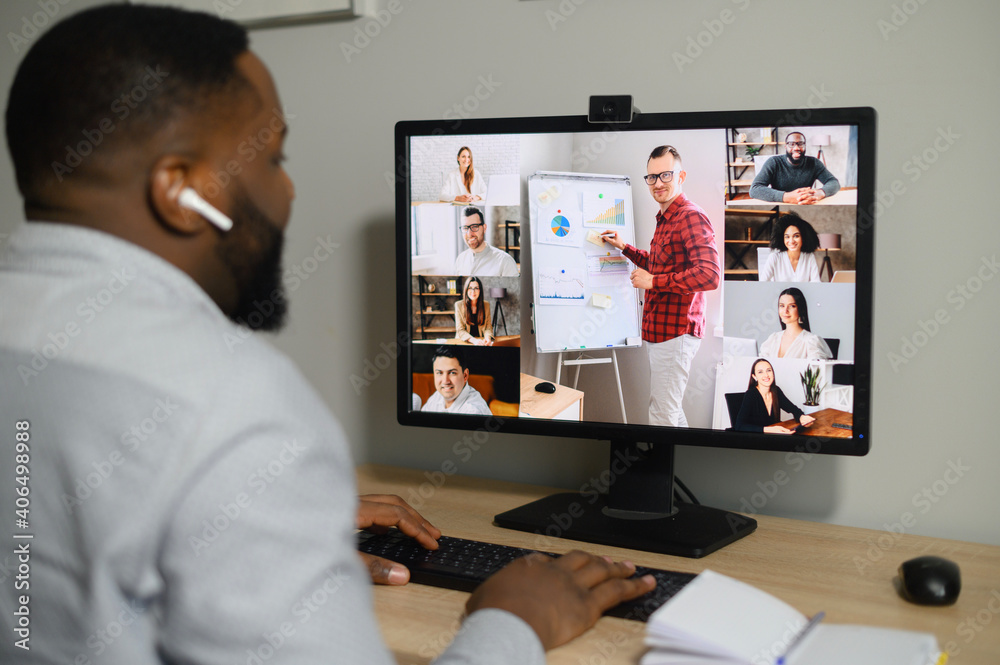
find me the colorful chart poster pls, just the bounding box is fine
[583,193,626,228]
[537,205,582,247]
[587,253,631,286]
[538,267,586,305]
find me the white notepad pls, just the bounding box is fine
[642,570,943,665]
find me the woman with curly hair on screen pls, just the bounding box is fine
[759,212,821,282]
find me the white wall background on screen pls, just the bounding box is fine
[409,134,520,203]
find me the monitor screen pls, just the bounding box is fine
[396,106,875,556]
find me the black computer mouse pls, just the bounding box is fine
[534,382,556,393]
[898,555,961,606]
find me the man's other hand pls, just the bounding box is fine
[630,268,654,290]
[466,551,656,650]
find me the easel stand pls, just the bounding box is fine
[556,350,627,423]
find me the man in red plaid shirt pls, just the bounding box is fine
[604,145,720,426]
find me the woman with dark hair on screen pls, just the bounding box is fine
[735,358,816,434]
[441,146,488,203]
[455,276,494,346]
[759,212,821,282]
[759,287,832,359]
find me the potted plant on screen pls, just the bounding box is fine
[800,365,825,407]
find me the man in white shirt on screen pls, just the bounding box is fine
[454,207,519,276]
[422,347,493,415]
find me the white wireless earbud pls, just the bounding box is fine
[177,187,233,232]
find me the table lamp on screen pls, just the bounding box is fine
[813,134,831,165]
[818,232,841,282]
[490,287,508,336]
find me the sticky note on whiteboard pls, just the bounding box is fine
[537,185,560,206]
[592,293,612,308]
[585,230,606,246]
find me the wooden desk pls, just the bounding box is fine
[519,373,584,420]
[779,407,853,438]
[413,335,521,347]
[358,464,1000,665]
[727,188,857,207]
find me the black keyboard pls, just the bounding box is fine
[357,530,696,622]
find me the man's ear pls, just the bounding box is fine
[149,155,210,236]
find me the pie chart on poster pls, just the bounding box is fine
[551,215,571,237]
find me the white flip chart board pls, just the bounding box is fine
[528,172,642,353]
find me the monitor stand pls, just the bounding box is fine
[493,440,756,558]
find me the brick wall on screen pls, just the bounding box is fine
[410,134,520,203]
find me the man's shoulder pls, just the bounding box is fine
[422,391,445,411]
[801,155,824,170]
[489,244,517,263]
[454,247,474,267]
[461,386,493,415]
[669,195,711,225]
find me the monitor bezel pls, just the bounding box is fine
[396,106,875,457]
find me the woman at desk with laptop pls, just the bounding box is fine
[735,358,816,434]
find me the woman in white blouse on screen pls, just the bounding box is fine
[759,287,832,360]
[759,212,821,283]
[441,146,488,203]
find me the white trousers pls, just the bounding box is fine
[646,334,701,427]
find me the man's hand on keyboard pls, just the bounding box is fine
[357,494,441,585]
[465,550,656,649]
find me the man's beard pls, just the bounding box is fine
[215,187,288,331]
[787,149,803,165]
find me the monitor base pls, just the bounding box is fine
[494,492,756,559]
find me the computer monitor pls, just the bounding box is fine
[396,106,875,558]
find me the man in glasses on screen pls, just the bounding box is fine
[749,131,841,204]
[453,206,520,276]
[602,145,720,427]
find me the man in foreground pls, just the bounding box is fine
[0,5,652,664]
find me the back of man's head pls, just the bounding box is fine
[5,4,250,203]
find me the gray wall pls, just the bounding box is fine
[2,1,998,546]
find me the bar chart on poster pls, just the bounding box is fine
[527,172,641,353]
